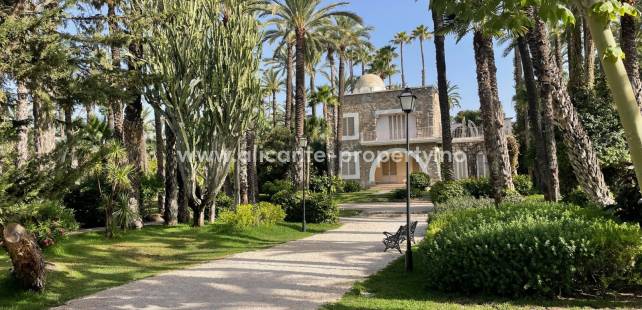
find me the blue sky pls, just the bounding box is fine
[264,0,517,118]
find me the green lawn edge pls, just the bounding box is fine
[0,221,339,310]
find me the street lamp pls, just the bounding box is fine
[299,137,309,232]
[398,87,416,272]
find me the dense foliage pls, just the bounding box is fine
[421,200,642,296]
[409,172,431,190]
[272,190,338,224]
[428,180,467,203]
[0,200,78,247]
[218,202,285,230]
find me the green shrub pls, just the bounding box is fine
[434,196,494,213]
[420,201,642,297]
[343,180,362,193]
[429,180,466,203]
[278,190,338,224]
[219,204,257,229]
[63,177,104,228]
[216,192,234,211]
[459,178,492,198]
[261,179,293,196]
[310,175,345,194]
[255,202,286,225]
[513,174,535,196]
[218,202,286,230]
[1,200,79,247]
[409,172,431,190]
[563,187,592,207]
[392,188,423,200]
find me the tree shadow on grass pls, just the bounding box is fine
[324,255,642,310]
[0,221,336,310]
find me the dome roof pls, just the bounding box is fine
[353,74,386,94]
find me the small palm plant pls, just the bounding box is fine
[101,142,134,237]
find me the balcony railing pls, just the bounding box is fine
[361,126,434,143]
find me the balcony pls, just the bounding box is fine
[360,127,439,146]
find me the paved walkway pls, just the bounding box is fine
[55,210,427,310]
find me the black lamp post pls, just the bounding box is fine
[398,87,416,272]
[299,137,308,232]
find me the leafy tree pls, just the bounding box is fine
[138,0,263,226]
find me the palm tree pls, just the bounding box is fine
[314,85,338,176]
[264,24,296,129]
[327,16,369,175]
[368,45,398,86]
[517,35,560,202]
[528,11,613,205]
[266,0,359,141]
[412,25,432,87]
[446,81,462,109]
[262,69,284,126]
[391,32,411,87]
[431,8,454,181]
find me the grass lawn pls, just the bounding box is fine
[338,209,363,217]
[324,252,642,310]
[0,222,339,310]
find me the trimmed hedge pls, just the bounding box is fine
[392,188,423,200]
[343,180,362,193]
[428,180,466,203]
[420,201,642,296]
[410,172,431,190]
[273,190,338,224]
[429,176,534,203]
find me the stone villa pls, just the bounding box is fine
[338,74,512,187]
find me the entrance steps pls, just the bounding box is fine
[369,183,405,193]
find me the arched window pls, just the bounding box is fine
[476,153,489,178]
[454,151,468,179]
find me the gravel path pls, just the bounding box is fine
[55,212,426,310]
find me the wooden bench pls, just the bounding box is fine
[382,221,419,253]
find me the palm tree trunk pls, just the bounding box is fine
[154,107,165,213]
[520,36,560,201]
[473,30,514,202]
[420,38,426,87]
[621,0,642,108]
[583,20,596,89]
[532,12,614,205]
[271,91,277,127]
[554,33,564,72]
[246,131,258,203]
[324,101,335,177]
[123,43,145,229]
[163,125,178,226]
[400,42,406,87]
[85,103,94,122]
[432,10,453,181]
[335,47,346,177]
[108,0,123,141]
[285,43,294,129]
[294,30,306,186]
[238,136,249,205]
[567,19,584,90]
[15,81,29,167]
[310,73,316,118]
[63,104,74,167]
